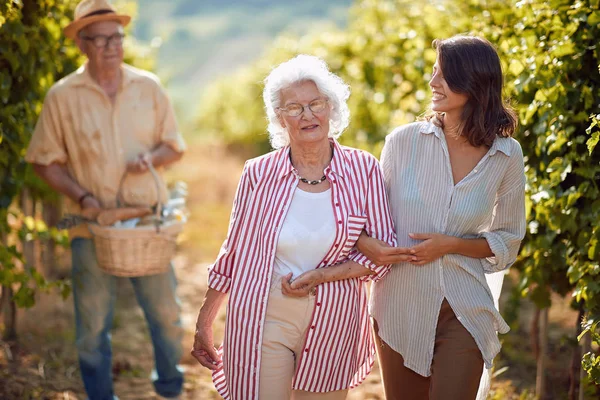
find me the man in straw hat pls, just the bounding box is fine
[25,1,186,399]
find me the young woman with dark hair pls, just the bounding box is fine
[357,35,526,400]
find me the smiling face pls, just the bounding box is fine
[429,57,469,121]
[76,20,124,72]
[277,80,331,147]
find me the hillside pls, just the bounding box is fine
[132,0,353,124]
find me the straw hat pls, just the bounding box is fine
[63,0,131,39]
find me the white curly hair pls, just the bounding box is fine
[263,54,351,149]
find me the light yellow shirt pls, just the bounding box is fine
[25,63,186,238]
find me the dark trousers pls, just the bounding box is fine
[374,299,484,400]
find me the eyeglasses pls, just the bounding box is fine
[277,98,329,117]
[81,32,125,48]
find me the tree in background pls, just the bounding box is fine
[195,0,486,154]
[0,0,80,338]
[484,0,600,390]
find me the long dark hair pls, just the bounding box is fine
[425,35,517,147]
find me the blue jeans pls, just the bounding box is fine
[71,238,184,400]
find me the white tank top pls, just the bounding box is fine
[273,187,336,280]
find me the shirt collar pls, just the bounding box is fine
[278,138,349,180]
[65,62,139,89]
[419,120,512,156]
[488,137,512,156]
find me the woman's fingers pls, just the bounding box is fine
[409,232,432,240]
[392,246,416,255]
[282,273,306,294]
[203,343,220,363]
[390,254,418,263]
[281,275,292,290]
[191,349,220,370]
[191,342,222,370]
[282,272,293,284]
[191,326,222,370]
[281,278,295,295]
[282,278,310,297]
[290,271,314,289]
[369,246,417,265]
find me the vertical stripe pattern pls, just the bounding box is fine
[371,121,526,378]
[208,139,397,399]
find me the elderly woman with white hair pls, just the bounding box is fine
[191,55,402,400]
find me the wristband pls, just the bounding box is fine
[78,192,93,206]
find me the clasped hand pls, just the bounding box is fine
[281,271,323,298]
[359,232,454,266]
[191,323,222,371]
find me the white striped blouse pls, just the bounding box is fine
[208,139,397,399]
[371,121,526,376]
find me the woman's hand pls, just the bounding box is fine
[191,322,222,371]
[282,271,323,297]
[408,232,456,265]
[356,231,416,266]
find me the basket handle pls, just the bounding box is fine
[116,162,163,226]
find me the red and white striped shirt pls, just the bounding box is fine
[208,139,397,399]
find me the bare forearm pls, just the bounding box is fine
[318,260,375,284]
[150,143,183,168]
[196,288,227,328]
[448,237,493,258]
[32,163,87,202]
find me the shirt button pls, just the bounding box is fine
[337,220,342,224]
[305,348,309,353]
[335,202,340,207]
[334,244,339,247]
[311,325,315,329]
[316,302,321,306]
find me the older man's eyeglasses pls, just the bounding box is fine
[81,32,125,48]
[277,99,329,117]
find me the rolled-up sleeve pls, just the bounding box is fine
[208,161,253,292]
[156,85,186,153]
[25,89,68,166]
[481,149,526,273]
[349,155,397,282]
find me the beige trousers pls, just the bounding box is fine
[258,274,349,400]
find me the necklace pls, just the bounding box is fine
[289,145,333,185]
[292,169,327,185]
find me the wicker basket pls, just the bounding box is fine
[89,165,184,277]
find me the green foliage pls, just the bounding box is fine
[134,0,353,122]
[483,0,600,380]
[581,317,600,385]
[588,113,600,154]
[0,0,80,312]
[195,0,484,154]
